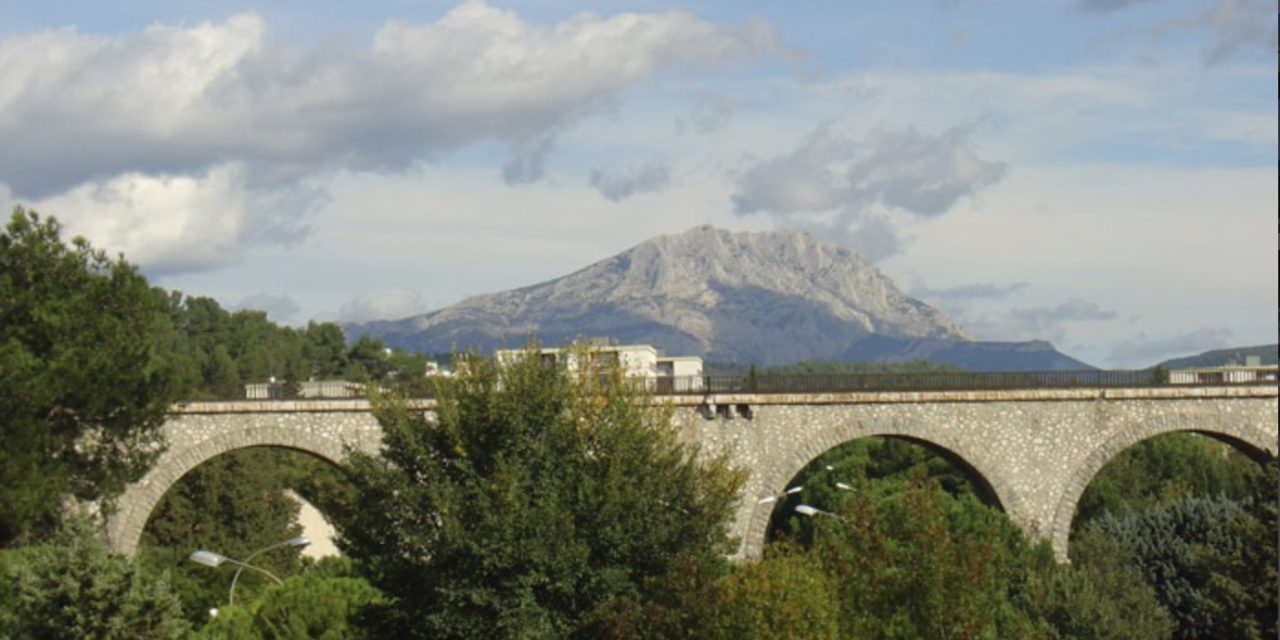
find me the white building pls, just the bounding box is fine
[1168,356,1276,384]
[494,343,703,391]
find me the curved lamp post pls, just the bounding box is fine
[188,535,310,605]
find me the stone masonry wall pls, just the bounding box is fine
[105,402,384,556]
[670,388,1277,560]
[107,389,1276,562]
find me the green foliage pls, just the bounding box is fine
[805,475,1045,639]
[336,346,745,639]
[758,436,1176,640]
[304,321,350,379]
[708,546,840,639]
[137,448,309,624]
[160,295,438,399]
[768,436,990,544]
[1024,533,1172,640]
[1086,491,1276,639]
[1073,432,1263,531]
[1184,461,1278,640]
[0,207,186,545]
[1070,434,1277,639]
[0,519,189,639]
[192,570,384,640]
[589,548,840,640]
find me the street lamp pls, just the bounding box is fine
[188,535,310,605]
[794,504,837,518]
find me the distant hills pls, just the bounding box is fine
[347,226,1092,371]
[1157,344,1278,369]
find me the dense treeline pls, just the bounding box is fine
[155,294,435,400]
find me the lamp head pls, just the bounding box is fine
[795,504,822,517]
[188,550,226,568]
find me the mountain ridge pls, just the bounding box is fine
[346,226,1089,370]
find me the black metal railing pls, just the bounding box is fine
[664,370,1156,394]
[667,368,1277,395]
[198,367,1277,402]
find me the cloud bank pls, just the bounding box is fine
[0,2,780,271]
[731,122,1006,260]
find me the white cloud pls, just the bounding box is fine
[0,4,780,275]
[965,298,1118,344]
[234,293,302,324]
[912,281,1030,303]
[340,288,430,323]
[0,4,780,197]
[29,163,319,274]
[731,121,1006,260]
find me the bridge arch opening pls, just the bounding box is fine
[1058,430,1277,637]
[133,444,356,624]
[1050,412,1278,562]
[1065,430,1274,548]
[760,435,1008,548]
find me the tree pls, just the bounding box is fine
[304,321,349,379]
[707,546,840,639]
[0,207,184,545]
[1024,532,1172,640]
[1086,493,1276,639]
[336,346,744,639]
[0,518,189,639]
[803,475,1046,639]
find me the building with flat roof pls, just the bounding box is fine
[494,343,703,390]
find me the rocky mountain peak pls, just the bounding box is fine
[351,226,974,365]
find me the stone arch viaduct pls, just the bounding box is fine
[105,385,1277,562]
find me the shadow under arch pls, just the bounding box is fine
[106,428,353,557]
[1049,424,1277,562]
[745,429,1019,559]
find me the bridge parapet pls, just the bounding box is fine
[173,382,1276,413]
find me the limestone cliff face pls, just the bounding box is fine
[349,226,973,365]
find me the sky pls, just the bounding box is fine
[1,0,1275,368]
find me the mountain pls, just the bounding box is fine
[347,226,1089,370]
[1156,344,1278,369]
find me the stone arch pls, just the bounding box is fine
[739,417,1023,560]
[105,424,353,557]
[1048,413,1277,562]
